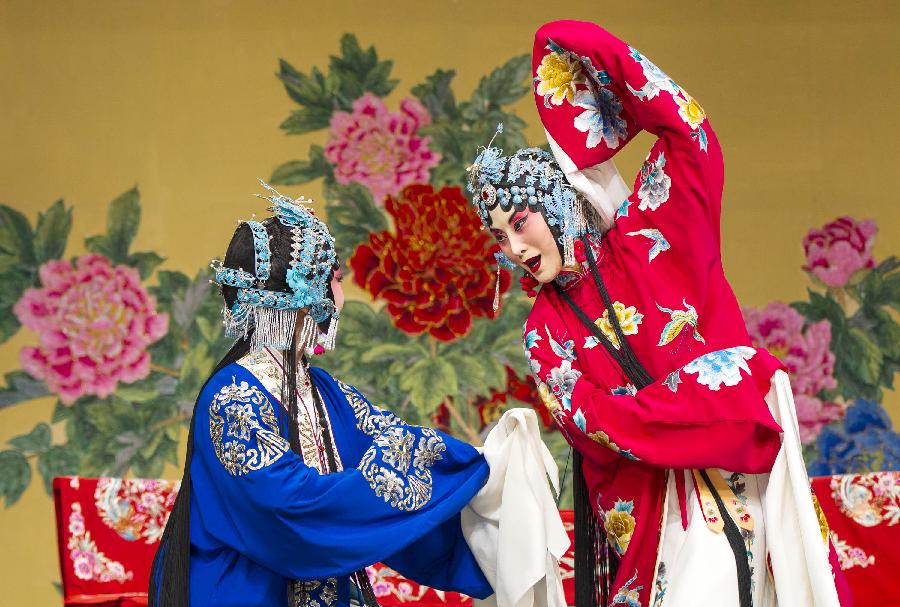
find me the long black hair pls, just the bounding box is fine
[149,218,381,606]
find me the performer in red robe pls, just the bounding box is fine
[467,20,851,607]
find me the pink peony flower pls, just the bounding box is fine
[14,254,168,404]
[803,216,877,287]
[324,93,441,204]
[744,302,841,442]
[794,394,844,443]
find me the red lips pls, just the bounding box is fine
[525,255,541,273]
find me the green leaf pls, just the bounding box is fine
[329,33,398,102]
[277,61,336,109]
[270,146,333,185]
[0,370,49,410]
[37,445,79,495]
[115,384,161,403]
[126,251,165,280]
[51,400,72,423]
[791,290,846,331]
[467,55,531,113]
[33,200,72,264]
[172,274,212,330]
[279,107,335,135]
[400,357,458,414]
[360,342,428,364]
[87,187,140,263]
[8,422,51,454]
[0,450,31,507]
[323,182,388,260]
[411,69,458,120]
[0,204,35,266]
[845,327,884,386]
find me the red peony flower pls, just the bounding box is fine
[475,366,554,431]
[350,184,511,341]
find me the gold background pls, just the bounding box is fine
[1,0,898,603]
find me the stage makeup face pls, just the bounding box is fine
[330,267,345,313]
[488,205,563,283]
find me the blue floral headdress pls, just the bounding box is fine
[210,181,340,352]
[466,124,592,269]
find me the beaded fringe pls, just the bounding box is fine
[252,307,298,351]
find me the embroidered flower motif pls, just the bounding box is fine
[675,93,706,129]
[573,87,628,149]
[802,216,878,287]
[324,93,440,204]
[655,298,704,347]
[535,51,586,106]
[626,47,680,101]
[14,254,169,405]
[537,381,560,414]
[341,383,446,511]
[94,478,180,545]
[626,228,670,263]
[67,502,134,583]
[636,152,671,211]
[830,472,900,527]
[350,184,509,341]
[652,562,668,607]
[682,346,757,390]
[547,360,582,411]
[209,379,290,476]
[587,302,643,350]
[604,500,637,556]
[830,531,876,569]
[744,302,841,442]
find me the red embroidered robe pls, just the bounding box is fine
[525,20,788,605]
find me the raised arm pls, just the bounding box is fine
[533,19,725,252]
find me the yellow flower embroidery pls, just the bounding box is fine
[604,500,637,556]
[587,428,621,452]
[675,92,706,129]
[536,52,585,106]
[538,381,560,414]
[596,302,643,349]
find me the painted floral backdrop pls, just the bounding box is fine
[0,34,898,514]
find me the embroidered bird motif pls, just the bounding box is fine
[545,325,576,361]
[655,298,705,346]
[626,228,670,262]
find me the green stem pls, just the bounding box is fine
[150,363,180,378]
[148,413,189,433]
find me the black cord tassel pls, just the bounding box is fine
[698,470,752,607]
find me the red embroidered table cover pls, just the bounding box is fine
[54,475,897,606]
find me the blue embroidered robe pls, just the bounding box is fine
[184,350,492,606]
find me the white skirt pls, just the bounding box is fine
[652,370,841,607]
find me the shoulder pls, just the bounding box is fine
[200,363,290,477]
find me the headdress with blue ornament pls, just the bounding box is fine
[467,124,598,273]
[210,181,340,353]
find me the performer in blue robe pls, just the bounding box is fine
[150,182,493,607]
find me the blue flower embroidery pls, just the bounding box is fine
[573,87,628,149]
[548,361,581,411]
[682,347,757,391]
[626,46,680,101]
